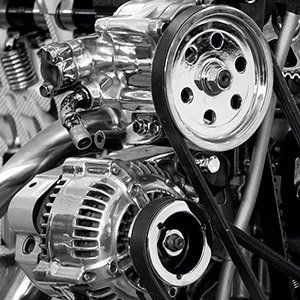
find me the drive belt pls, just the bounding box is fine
[130,197,176,300]
[150,6,267,300]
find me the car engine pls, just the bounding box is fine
[1,0,300,299]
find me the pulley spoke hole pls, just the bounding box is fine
[210,32,224,50]
[231,94,242,110]
[23,236,35,255]
[203,110,216,125]
[235,56,247,73]
[181,87,194,104]
[185,45,199,65]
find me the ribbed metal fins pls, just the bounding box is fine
[39,179,66,260]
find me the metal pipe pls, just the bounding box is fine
[216,11,300,300]
[60,88,93,150]
[0,108,120,218]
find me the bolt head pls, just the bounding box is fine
[207,156,221,174]
[165,234,185,252]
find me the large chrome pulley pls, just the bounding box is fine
[154,5,273,151]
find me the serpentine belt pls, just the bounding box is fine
[130,197,179,300]
[130,6,300,300]
[131,6,267,300]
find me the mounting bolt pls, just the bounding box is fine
[165,234,185,252]
[111,164,120,175]
[195,155,220,174]
[83,272,95,282]
[130,184,141,197]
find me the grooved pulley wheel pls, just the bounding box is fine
[154,5,273,151]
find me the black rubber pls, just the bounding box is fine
[151,6,266,300]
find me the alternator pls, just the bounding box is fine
[8,157,212,300]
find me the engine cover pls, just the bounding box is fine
[8,157,188,299]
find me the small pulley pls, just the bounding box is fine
[153,5,273,151]
[130,197,212,299]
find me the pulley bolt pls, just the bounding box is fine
[165,234,185,252]
[198,62,232,96]
[133,119,161,136]
[195,155,220,174]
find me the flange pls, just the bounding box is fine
[130,198,212,292]
[153,5,273,151]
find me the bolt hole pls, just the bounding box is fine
[185,45,199,65]
[29,182,37,188]
[231,94,242,110]
[23,236,35,255]
[210,32,224,50]
[181,87,194,104]
[203,110,216,125]
[109,260,118,274]
[177,274,182,280]
[235,56,247,73]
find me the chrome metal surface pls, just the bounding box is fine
[39,0,198,111]
[147,200,211,286]
[163,5,273,151]
[9,157,185,299]
[0,108,120,218]
[1,1,290,299]
[1,36,37,91]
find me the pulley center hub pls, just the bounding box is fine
[197,61,232,96]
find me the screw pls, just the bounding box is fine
[83,272,94,282]
[195,155,220,174]
[165,234,185,252]
[133,120,148,134]
[149,120,161,136]
[130,184,141,197]
[111,164,120,175]
[132,119,161,136]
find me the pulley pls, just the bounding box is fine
[155,5,273,151]
[130,197,212,299]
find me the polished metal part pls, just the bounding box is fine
[39,0,198,109]
[147,200,211,286]
[1,36,37,91]
[60,88,93,150]
[163,5,273,152]
[0,108,120,218]
[195,155,220,174]
[9,157,185,299]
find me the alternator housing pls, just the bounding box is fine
[8,157,185,299]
